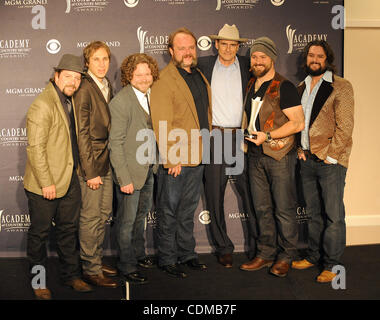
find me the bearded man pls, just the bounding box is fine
[239,37,305,278]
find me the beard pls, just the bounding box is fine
[306,63,327,76]
[62,85,78,97]
[172,54,197,69]
[252,63,271,78]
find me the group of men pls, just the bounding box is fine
[24,23,354,300]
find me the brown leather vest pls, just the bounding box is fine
[245,72,295,161]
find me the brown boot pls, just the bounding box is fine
[83,273,119,288]
[317,270,337,283]
[65,278,93,292]
[33,288,52,300]
[270,260,290,277]
[240,257,273,271]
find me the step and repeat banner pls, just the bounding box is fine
[0,0,343,257]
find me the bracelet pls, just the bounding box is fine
[265,131,272,142]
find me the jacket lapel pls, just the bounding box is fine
[309,80,333,127]
[297,79,333,128]
[48,83,71,137]
[169,62,201,128]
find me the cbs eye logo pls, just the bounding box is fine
[46,39,61,54]
[199,210,211,225]
[124,0,139,7]
[271,0,285,6]
[197,36,212,51]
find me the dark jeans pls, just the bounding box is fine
[115,168,154,275]
[248,150,298,263]
[156,165,204,267]
[300,158,347,270]
[25,170,81,283]
[204,130,257,257]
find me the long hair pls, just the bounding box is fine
[120,53,159,87]
[302,40,337,74]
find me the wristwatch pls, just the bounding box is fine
[265,131,272,142]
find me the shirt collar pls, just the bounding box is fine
[215,55,239,69]
[88,69,108,90]
[132,86,150,100]
[304,70,333,86]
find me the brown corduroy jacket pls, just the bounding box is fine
[297,74,354,168]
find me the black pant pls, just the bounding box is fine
[25,171,81,283]
[204,130,257,257]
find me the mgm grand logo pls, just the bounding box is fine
[4,0,47,8]
[215,0,260,10]
[153,0,199,4]
[65,0,109,13]
[0,210,31,233]
[137,27,169,55]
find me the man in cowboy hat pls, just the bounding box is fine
[197,24,257,268]
[24,54,93,299]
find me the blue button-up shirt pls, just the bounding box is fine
[211,56,243,127]
[301,70,336,163]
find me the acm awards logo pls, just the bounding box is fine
[0,39,31,59]
[286,25,328,54]
[137,27,169,55]
[0,210,31,233]
[0,128,27,147]
[215,0,259,11]
[146,211,157,227]
[65,0,109,13]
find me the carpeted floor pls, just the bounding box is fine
[0,244,379,301]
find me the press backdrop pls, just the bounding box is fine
[0,0,343,257]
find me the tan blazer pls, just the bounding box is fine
[297,75,354,168]
[24,82,77,198]
[150,61,212,168]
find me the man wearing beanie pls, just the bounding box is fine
[239,37,305,277]
[197,24,257,268]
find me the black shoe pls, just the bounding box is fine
[184,258,207,271]
[138,257,156,269]
[124,271,148,284]
[161,264,187,278]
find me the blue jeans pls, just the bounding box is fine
[156,165,204,267]
[115,168,154,274]
[300,158,347,270]
[248,151,298,263]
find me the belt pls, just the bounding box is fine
[303,150,323,162]
[212,125,240,132]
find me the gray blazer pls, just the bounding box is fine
[109,85,157,190]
